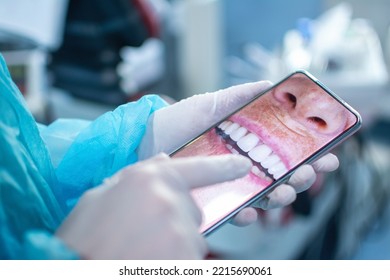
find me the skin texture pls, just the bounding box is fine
[173,73,357,233]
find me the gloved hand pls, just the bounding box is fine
[56,153,251,259]
[138,81,274,159]
[230,154,339,226]
[137,81,339,226]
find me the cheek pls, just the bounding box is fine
[271,126,322,167]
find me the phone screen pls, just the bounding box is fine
[171,71,361,235]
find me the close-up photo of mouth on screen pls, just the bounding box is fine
[171,71,361,236]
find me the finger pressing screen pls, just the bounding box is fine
[167,154,252,189]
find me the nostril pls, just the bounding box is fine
[273,89,297,109]
[307,116,327,128]
[286,93,297,108]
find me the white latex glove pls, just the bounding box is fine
[231,153,339,226]
[138,81,274,159]
[137,82,339,226]
[56,153,251,260]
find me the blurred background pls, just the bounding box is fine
[1,0,390,259]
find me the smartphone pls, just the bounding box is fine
[170,70,362,236]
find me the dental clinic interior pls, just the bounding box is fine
[1,0,390,260]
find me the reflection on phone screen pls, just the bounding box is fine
[172,72,359,234]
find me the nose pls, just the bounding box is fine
[272,89,343,135]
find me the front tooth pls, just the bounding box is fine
[230,127,247,141]
[224,123,240,135]
[248,144,272,162]
[237,133,259,152]
[273,168,288,179]
[261,154,280,169]
[251,166,260,176]
[251,166,265,178]
[226,144,239,154]
[218,121,231,130]
[268,162,287,175]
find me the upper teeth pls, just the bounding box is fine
[218,120,288,180]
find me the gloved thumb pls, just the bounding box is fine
[161,80,273,135]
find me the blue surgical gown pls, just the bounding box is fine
[0,54,167,259]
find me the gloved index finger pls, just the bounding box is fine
[167,154,252,189]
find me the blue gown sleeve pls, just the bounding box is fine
[0,52,167,259]
[41,94,167,209]
[0,53,68,259]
